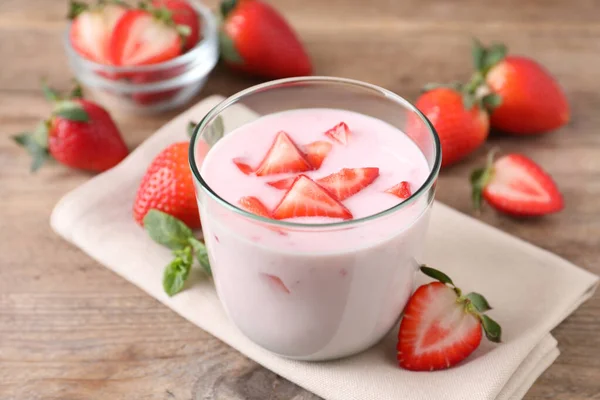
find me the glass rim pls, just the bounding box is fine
[189,76,441,229]
[62,0,217,75]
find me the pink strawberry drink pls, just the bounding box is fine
[192,78,440,360]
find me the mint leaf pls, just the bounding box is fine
[144,209,193,250]
[162,247,193,296]
[466,292,492,312]
[189,237,211,275]
[54,101,89,122]
[420,266,454,286]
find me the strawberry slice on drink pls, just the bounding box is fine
[108,9,184,66]
[324,122,351,145]
[397,266,501,371]
[471,152,564,216]
[317,168,379,201]
[233,158,253,175]
[385,181,412,199]
[69,2,127,64]
[254,131,313,176]
[239,196,271,218]
[303,141,332,169]
[273,175,353,220]
[267,176,296,190]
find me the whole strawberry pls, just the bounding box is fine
[472,40,570,135]
[397,266,501,371]
[13,84,128,172]
[413,87,490,167]
[471,151,564,217]
[219,0,312,79]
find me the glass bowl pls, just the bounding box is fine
[190,77,441,360]
[63,0,218,114]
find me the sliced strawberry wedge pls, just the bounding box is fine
[255,131,313,176]
[317,168,379,201]
[324,122,351,145]
[304,141,332,169]
[239,196,271,218]
[471,152,564,216]
[108,9,183,66]
[385,181,412,199]
[273,175,353,220]
[267,176,296,190]
[397,266,501,371]
[233,158,253,175]
[69,3,127,64]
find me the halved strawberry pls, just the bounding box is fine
[238,196,271,218]
[233,158,253,175]
[254,131,313,176]
[267,176,296,190]
[304,141,332,169]
[152,0,201,51]
[272,175,353,220]
[317,168,379,201]
[471,152,564,216]
[397,266,501,371]
[385,181,412,199]
[324,122,351,145]
[69,2,127,64]
[108,9,183,66]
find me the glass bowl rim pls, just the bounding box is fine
[63,0,217,75]
[189,76,442,230]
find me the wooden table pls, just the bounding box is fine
[1,0,599,398]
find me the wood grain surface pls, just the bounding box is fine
[1,0,599,399]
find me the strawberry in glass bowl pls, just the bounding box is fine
[64,0,218,114]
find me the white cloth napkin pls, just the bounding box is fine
[50,95,598,400]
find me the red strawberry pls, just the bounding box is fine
[267,176,296,190]
[13,84,128,172]
[317,168,379,201]
[254,131,313,176]
[108,9,183,66]
[324,122,350,145]
[233,158,254,175]
[273,175,352,220]
[152,0,201,51]
[385,181,412,199]
[68,1,127,64]
[304,141,332,169]
[397,266,501,371]
[239,196,271,218]
[133,141,201,228]
[414,88,489,167]
[219,0,312,79]
[471,152,564,217]
[472,41,569,135]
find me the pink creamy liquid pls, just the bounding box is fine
[198,108,433,360]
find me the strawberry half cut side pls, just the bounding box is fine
[267,176,296,190]
[397,266,502,371]
[324,122,351,145]
[254,131,313,176]
[272,175,353,220]
[471,151,564,216]
[239,196,271,218]
[233,158,253,175]
[304,140,332,169]
[317,167,380,201]
[385,181,412,199]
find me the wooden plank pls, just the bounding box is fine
[0,0,599,399]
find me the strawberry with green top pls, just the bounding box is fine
[13,84,128,172]
[471,40,570,135]
[219,0,312,79]
[471,151,564,217]
[397,266,501,371]
[151,0,201,51]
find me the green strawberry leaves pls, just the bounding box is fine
[472,39,507,75]
[143,209,211,296]
[219,31,243,64]
[12,121,51,172]
[54,101,89,122]
[470,149,498,211]
[419,265,502,343]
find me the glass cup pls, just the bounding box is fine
[190,77,441,361]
